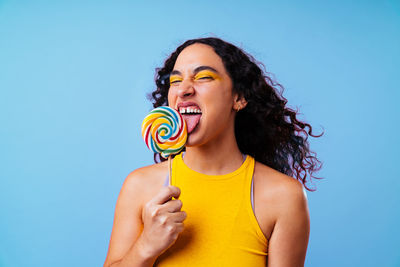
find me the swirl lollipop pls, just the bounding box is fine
[141,106,187,159]
[141,106,187,185]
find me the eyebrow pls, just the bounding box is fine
[170,65,220,76]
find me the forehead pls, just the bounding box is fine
[173,43,226,73]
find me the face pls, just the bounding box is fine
[167,43,238,147]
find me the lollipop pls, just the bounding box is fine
[141,106,187,159]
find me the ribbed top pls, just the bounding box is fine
[155,152,268,267]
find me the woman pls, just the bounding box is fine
[104,37,322,267]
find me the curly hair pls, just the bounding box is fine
[149,37,323,191]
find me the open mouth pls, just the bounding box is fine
[179,106,202,134]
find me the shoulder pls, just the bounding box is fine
[125,161,168,184]
[121,161,169,204]
[253,162,310,265]
[103,162,169,266]
[254,161,308,216]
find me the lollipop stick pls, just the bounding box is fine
[168,155,172,186]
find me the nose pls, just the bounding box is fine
[177,78,195,98]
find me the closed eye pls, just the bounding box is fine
[169,76,182,85]
[196,76,213,80]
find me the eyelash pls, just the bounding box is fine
[169,76,213,84]
[197,76,212,80]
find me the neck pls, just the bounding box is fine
[183,125,244,175]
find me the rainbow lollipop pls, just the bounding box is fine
[141,106,187,159]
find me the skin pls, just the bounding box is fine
[103,44,310,267]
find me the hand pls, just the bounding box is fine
[138,186,187,258]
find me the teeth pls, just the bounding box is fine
[179,106,202,114]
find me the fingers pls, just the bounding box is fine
[173,222,184,234]
[146,200,186,222]
[151,186,181,205]
[169,211,187,223]
[163,199,183,213]
[155,212,186,227]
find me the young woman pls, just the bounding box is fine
[103,37,322,267]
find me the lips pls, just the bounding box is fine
[176,102,202,134]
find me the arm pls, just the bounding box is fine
[103,169,186,267]
[267,180,310,267]
[103,170,156,267]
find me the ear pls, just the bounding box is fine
[233,94,248,112]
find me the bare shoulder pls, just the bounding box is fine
[254,162,310,265]
[123,161,169,203]
[126,160,168,181]
[254,161,308,207]
[103,161,168,266]
[253,161,309,241]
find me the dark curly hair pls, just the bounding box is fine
[149,37,323,191]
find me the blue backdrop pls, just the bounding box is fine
[1,1,399,266]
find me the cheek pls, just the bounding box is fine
[205,86,233,106]
[167,89,175,106]
[203,88,234,115]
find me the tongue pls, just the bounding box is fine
[182,114,201,134]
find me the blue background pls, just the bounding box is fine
[1,1,399,266]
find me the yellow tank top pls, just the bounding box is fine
[154,152,268,266]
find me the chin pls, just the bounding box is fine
[185,136,200,147]
[185,132,206,147]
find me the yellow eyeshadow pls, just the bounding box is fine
[169,71,220,84]
[169,75,182,84]
[194,70,220,80]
